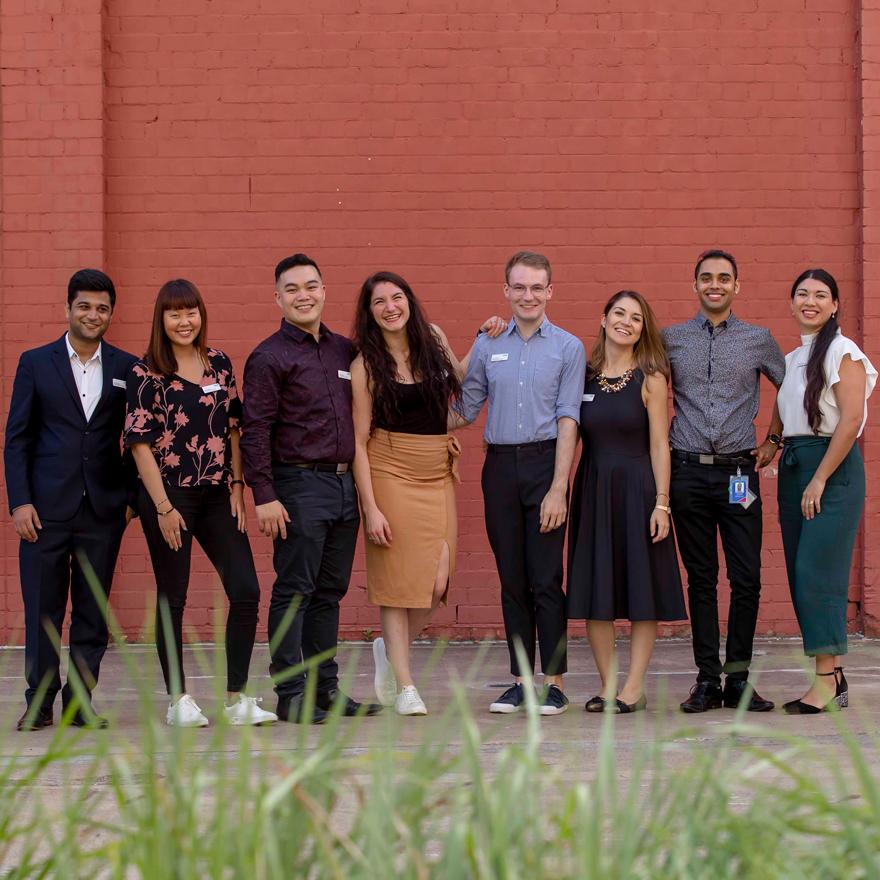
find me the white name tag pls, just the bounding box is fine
[583,394,595,402]
[112,378,127,389]
[490,353,509,362]
[338,370,351,380]
[202,383,221,393]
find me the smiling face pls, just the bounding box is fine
[504,262,552,329]
[163,305,202,348]
[694,256,739,321]
[601,295,644,349]
[791,277,837,333]
[66,290,113,346]
[275,264,325,334]
[369,280,411,334]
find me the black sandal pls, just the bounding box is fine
[782,670,846,714]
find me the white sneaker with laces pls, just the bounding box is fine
[395,685,427,716]
[166,694,209,728]
[372,637,397,706]
[223,695,278,726]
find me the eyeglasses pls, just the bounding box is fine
[507,284,548,295]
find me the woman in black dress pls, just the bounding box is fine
[567,290,686,713]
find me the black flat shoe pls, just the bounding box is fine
[782,669,845,715]
[723,679,775,712]
[613,694,647,714]
[585,695,606,713]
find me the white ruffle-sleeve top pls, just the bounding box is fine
[778,330,877,438]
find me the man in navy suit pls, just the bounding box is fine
[5,269,137,730]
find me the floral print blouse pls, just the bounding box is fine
[124,349,242,487]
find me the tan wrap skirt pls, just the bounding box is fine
[365,429,461,608]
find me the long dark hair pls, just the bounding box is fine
[145,279,209,376]
[353,271,461,428]
[790,268,839,434]
[588,290,670,380]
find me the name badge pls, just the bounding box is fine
[729,473,748,504]
[201,383,221,393]
[582,394,595,402]
[490,353,509,362]
[112,378,127,389]
[338,370,352,380]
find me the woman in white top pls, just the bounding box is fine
[774,268,876,714]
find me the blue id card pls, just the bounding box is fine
[729,473,748,504]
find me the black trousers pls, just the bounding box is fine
[670,456,763,685]
[19,496,126,711]
[270,467,359,699]
[482,442,567,677]
[139,483,260,694]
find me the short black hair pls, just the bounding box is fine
[274,253,322,284]
[67,268,116,308]
[694,249,738,281]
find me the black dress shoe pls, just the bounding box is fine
[723,679,774,712]
[16,707,53,731]
[276,695,328,724]
[316,689,383,717]
[680,681,723,714]
[66,708,110,729]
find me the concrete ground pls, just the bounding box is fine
[2,637,878,764]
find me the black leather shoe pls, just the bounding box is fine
[66,707,110,729]
[276,695,328,724]
[680,681,723,713]
[16,707,53,731]
[316,689,383,717]
[723,679,774,712]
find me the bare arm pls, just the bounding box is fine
[539,417,579,533]
[801,355,866,520]
[752,384,784,468]
[131,443,188,551]
[644,372,672,543]
[228,427,247,533]
[351,356,392,547]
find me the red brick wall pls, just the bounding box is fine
[1,0,875,644]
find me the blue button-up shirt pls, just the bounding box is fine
[458,317,586,444]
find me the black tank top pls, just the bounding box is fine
[373,381,447,435]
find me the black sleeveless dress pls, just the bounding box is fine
[566,370,686,621]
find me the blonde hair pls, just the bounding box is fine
[588,290,670,380]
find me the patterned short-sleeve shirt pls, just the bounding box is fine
[124,348,242,487]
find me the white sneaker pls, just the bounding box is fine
[223,695,278,726]
[395,685,427,716]
[372,637,397,706]
[166,694,209,728]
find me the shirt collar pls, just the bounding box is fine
[279,319,329,343]
[65,333,102,364]
[693,311,738,332]
[505,316,552,338]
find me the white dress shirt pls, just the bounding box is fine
[65,333,103,421]
[778,330,876,438]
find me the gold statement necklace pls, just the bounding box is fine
[596,368,634,393]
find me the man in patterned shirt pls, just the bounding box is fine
[664,250,785,713]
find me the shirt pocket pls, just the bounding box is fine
[485,355,515,396]
[532,352,564,402]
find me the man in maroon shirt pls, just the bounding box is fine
[241,253,381,722]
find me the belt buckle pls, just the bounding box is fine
[335,463,348,474]
[699,454,714,465]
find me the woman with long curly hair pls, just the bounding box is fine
[566,290,686,713]
[775,268,876,713]
[351,271,503,715]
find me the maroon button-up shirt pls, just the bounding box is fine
[241,320,355,505]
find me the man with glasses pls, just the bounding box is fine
[457,251,586,715]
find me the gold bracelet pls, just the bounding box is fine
[654,504,671,514]
[656,492,669,500]
[155,498,172,514]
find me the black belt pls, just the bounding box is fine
[286,461,350,474]
[487,439,556,454]
[672,449,754,467]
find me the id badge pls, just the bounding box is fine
[728,470,748,504]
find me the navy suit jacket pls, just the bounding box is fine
[4,335,138,521]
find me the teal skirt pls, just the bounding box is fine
[777,436,865,656]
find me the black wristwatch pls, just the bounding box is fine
[768,433,783,447]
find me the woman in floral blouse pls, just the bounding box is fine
[125,279,276,728]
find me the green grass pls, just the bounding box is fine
[1,640,879,879]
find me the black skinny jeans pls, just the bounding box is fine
[139,483,260,694]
